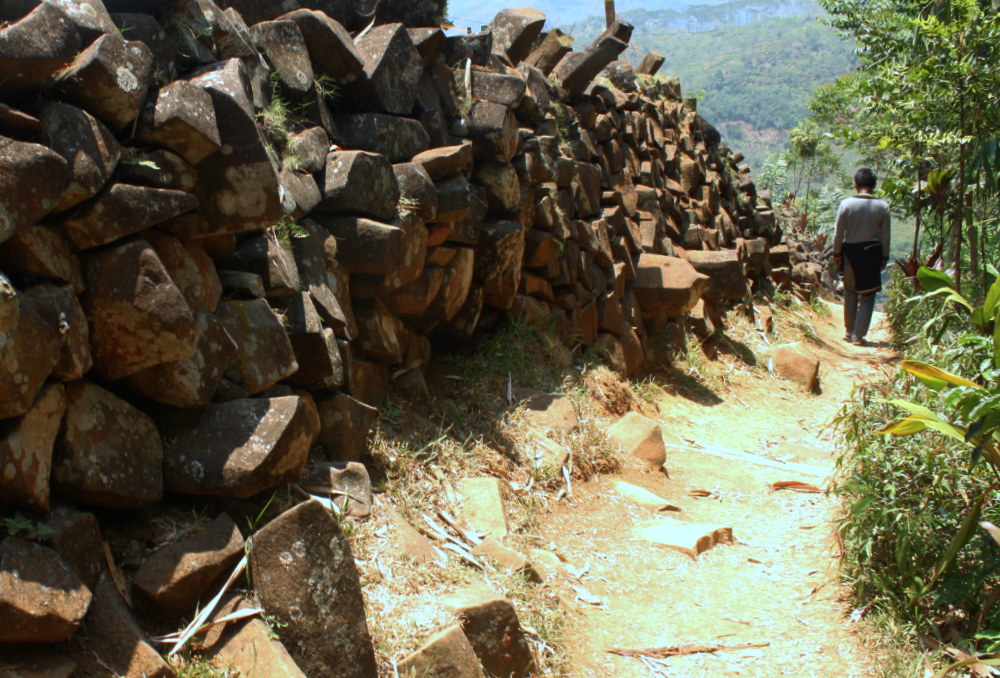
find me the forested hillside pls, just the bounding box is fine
[561,0,858,169]
[444,0,733,30]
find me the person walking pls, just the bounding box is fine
[833,168,891,347]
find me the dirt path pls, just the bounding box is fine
[541,303,898,677]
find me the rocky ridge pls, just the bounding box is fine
[0,2,833,676]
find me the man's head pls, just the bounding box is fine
[854,167,877,191]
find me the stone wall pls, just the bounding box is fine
[0,1,803,674]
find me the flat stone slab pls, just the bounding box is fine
[633,518,734,559]
[458,477,507,539]
[613,481,681,512]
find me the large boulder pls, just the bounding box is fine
[0,281,61,420]
[488,8,546,65]
[40,102,121,213]
[0,382,65,513]
[0,537,91,643]
[631,253,709,316]
[57,183,199,250]
[0,137,69,245]
[249,500,378,678]
[133,512,245,616]
[84,575,176,678]
[345,23,423,115]
[441,584,534,678]
[279,9,364,85]
[399,625,486,678]
[0,3,81,99]
[159,396,316,498]
[21,283,90,382]
[216,299,298,394]
[687,249,749,301]
[81,239,196,381]
[318,150,400,220]
[51,34,153,131]
[135,79,222,166]
[52,380,163,508]
[189,58,282,235]
[121,309,238,408]
[335,113,430,163]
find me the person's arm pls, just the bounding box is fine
[833,201,846,265]
[881,204,892,268]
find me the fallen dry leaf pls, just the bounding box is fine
[608,641,771,659]
[770,481,823,493]
[102,541,131,608]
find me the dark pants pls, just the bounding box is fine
[843,258,876,340]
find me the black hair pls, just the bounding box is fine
[854,167,877,189]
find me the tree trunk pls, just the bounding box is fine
[953,104,966,293]
[913,163,922,260]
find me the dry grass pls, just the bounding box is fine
[350,320,636,675]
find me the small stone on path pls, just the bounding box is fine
[633,518,734,559]
[607,412,667,468]
[613,481,681,512]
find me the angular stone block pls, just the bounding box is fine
[216,299,298,394]
[318,150,400,220]
[0,537,91,643]
[0,137,68,245]
[134,512,245,616]
[160,396,315,498]
[82,240,196,381]
[52,380,163,508]
[0,382,65,513]
[607,412,666,468]
[249,499,377,678]
[53,34,153,131]
[346,23,423,115]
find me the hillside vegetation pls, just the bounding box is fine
[561,0,858,169]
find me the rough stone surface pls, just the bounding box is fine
[0,291,61,420]
[346,23,424,115]
[0,137,69,245]
[441,584,535,678]
[82,239,197,381]
[249,499,378,678]
[489,7,546,65]
[134,512,245,616]
[688,249,749,301]
[632,253,709,316]
[217,299,298,394]
[336,113,430,163]
[53,34,153,131]
[607,412,666,468]
[459,477,507,539]
[280,9,364,84]
[0,3,82,99]
[42,507,104,591]
[412,142,474,181]
[0,382,65,512]
[0,537,91,643]
[319,150,400,220]
[315,392,378,462]
[0,224,83,293]
[84,575,176,678]
[135,79,222,166]
[299,461,373,517]
[189,58,282,235]
[203,594,308,678]
[772,342,821,393]
[516,389,578,433]
[58,183,199,251]
[399,625,486,678]
[159,396,315,498]
[52,380,163,509]
[41,103,121,213]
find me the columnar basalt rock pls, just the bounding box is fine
[0,0,799,669]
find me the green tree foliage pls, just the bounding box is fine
[812,0,1000,289]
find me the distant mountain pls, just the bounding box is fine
[444,0,734,31]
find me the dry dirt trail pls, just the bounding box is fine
[541,303,898,677]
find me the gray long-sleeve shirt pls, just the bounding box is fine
[833,194,891,259]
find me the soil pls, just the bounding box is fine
[541,302,900,677]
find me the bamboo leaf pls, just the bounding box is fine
[917,266,955,292]
[901,360,981,391]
